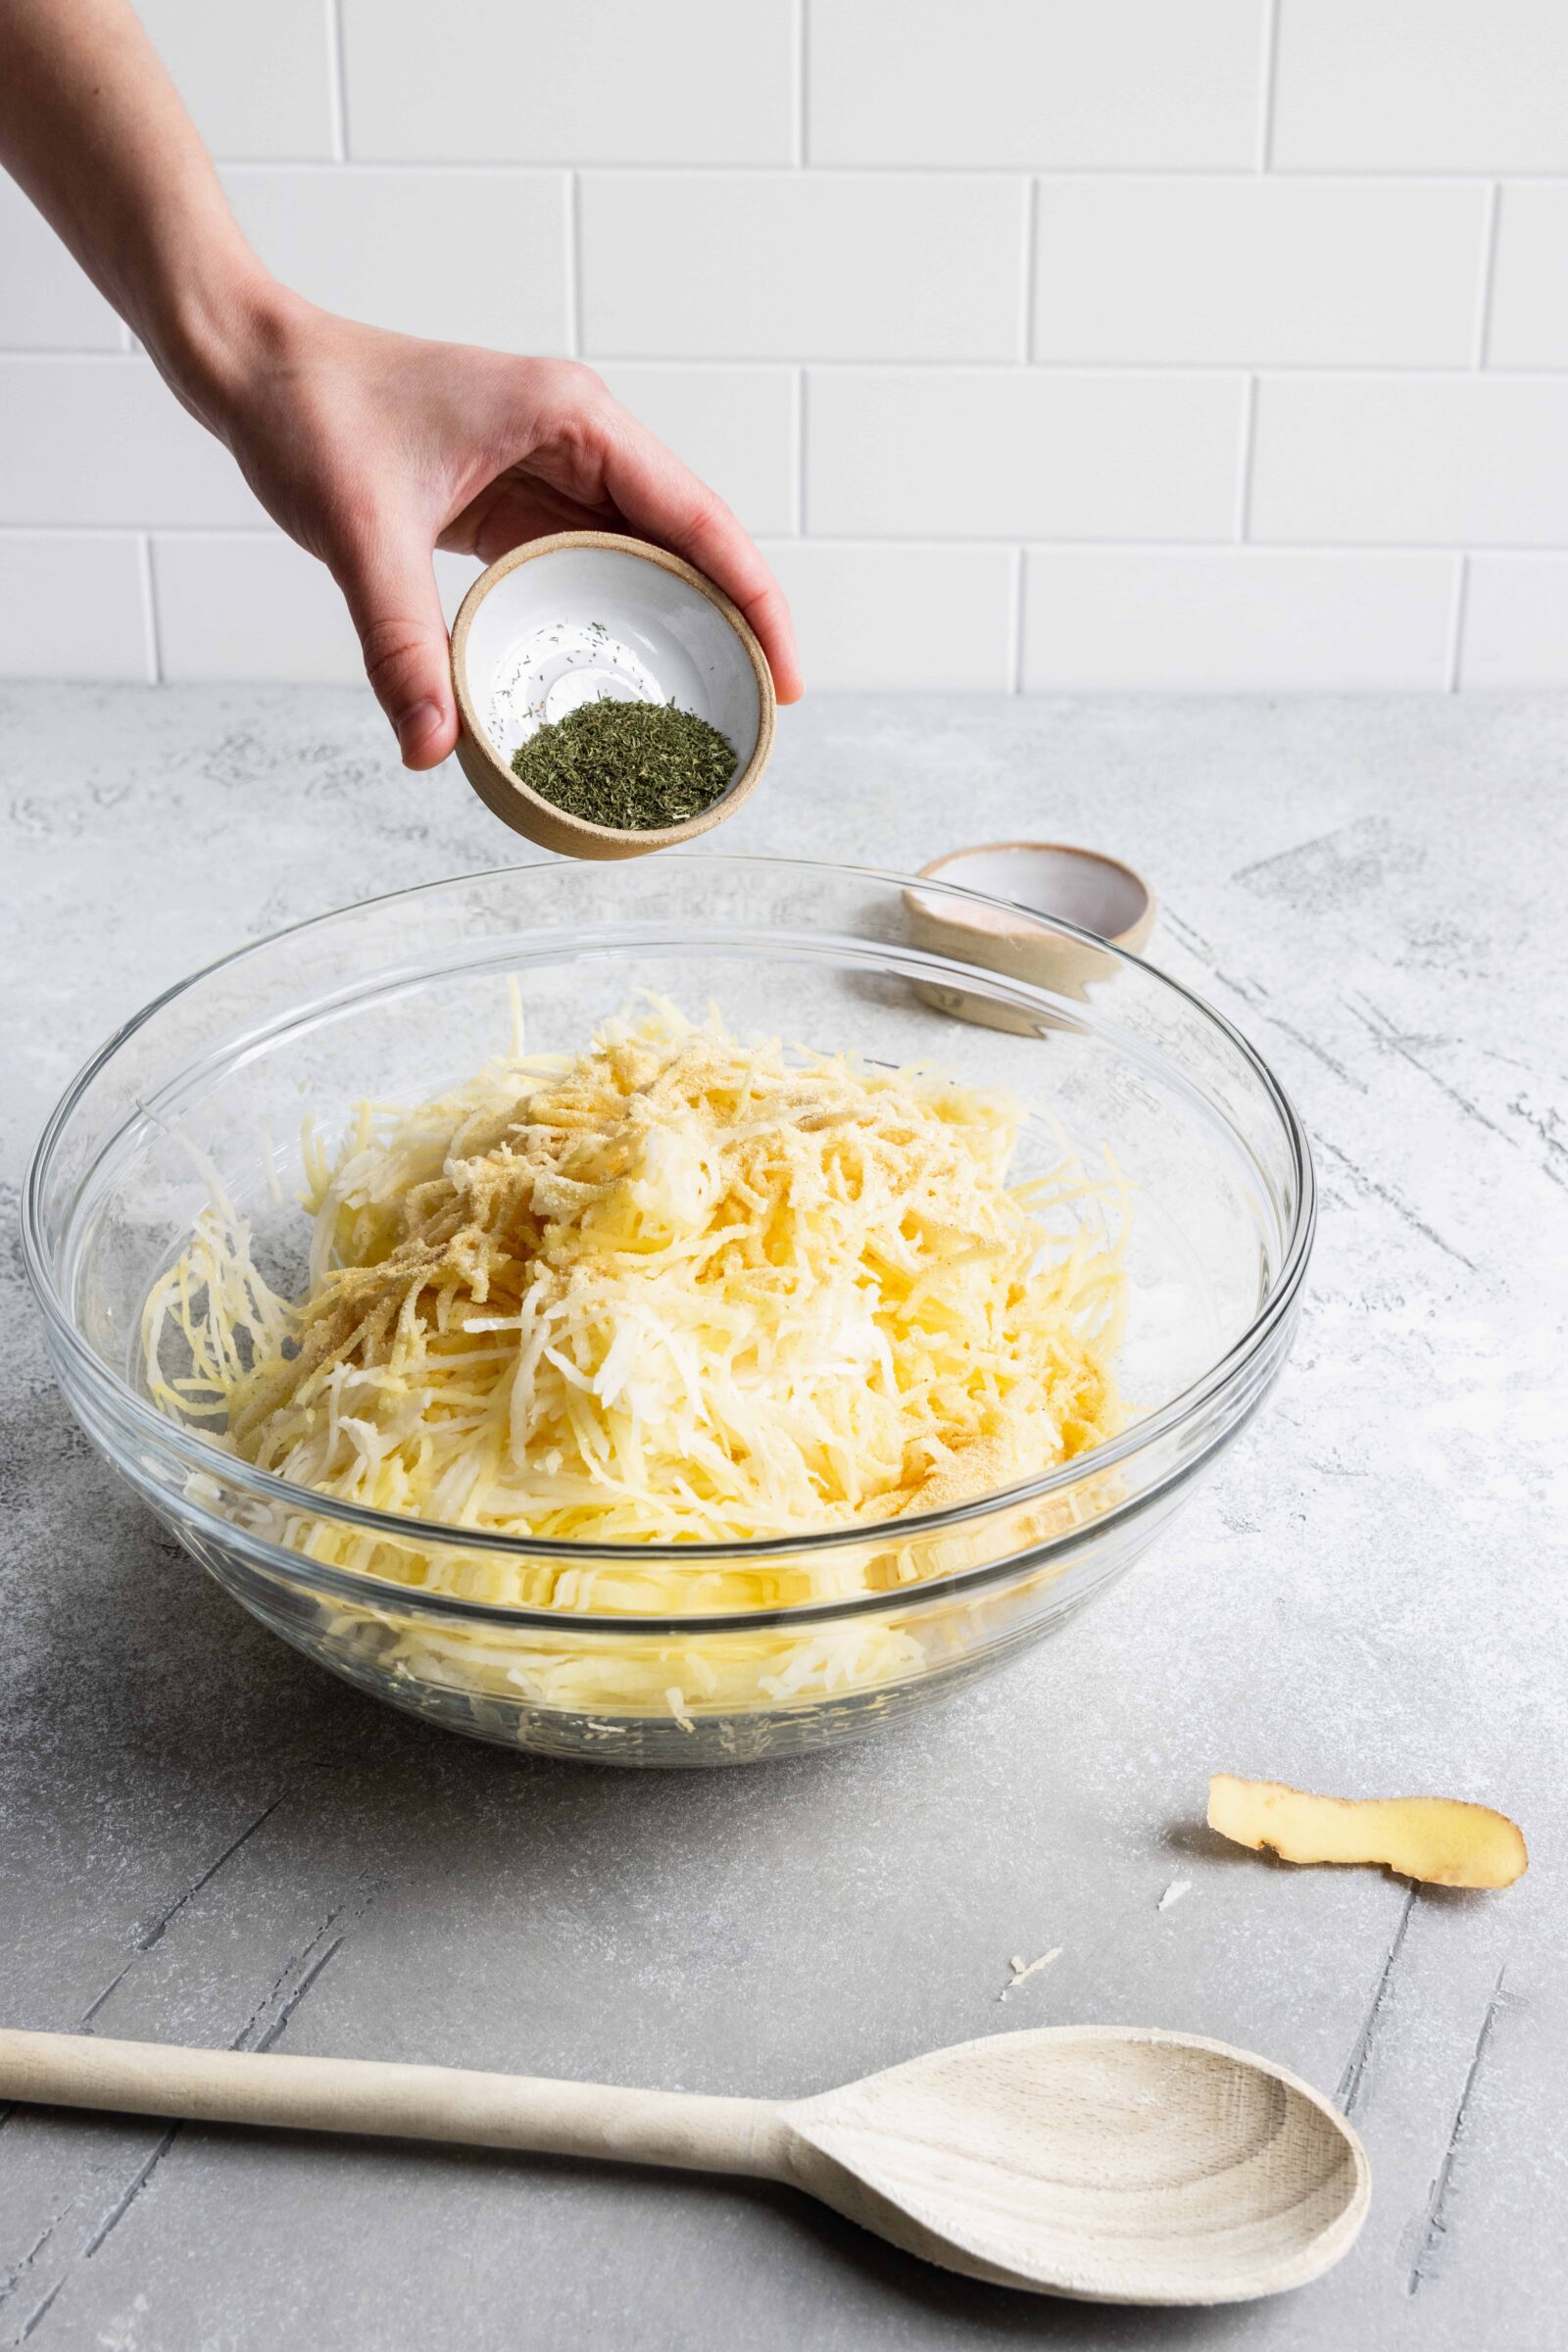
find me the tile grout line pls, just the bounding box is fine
[565,172,582,358]
[1474,180,1500,368]
[1257,0,1281,172]
[11,351,1568,383]
[1456,175,1495,697]
[325,0,349,162]
[4,526,1566,557]
[137,535,162,683]
[1446,551,1470,692]
[195,160,1568,183]
[794,368,807,535]
[794,0,808,168]
[682,533,1567,558]
[1236,373,1258,540]
[1010,546,1028,693]
[1020,177,1039,366]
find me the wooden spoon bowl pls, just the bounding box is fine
[786,2025,1368,2304]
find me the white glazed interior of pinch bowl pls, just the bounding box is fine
[460,546,763,772]
[929,848,1150,941]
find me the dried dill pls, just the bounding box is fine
[511,699,738,830]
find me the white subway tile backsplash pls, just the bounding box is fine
[223,170,569,351]
[342,0,793,166]
[0,361,267,527]
[154,534,480,680]
[0,534,150,678]
[5,1,1568,692]
[135,0,335,161]
[1272,0,1568,173]
[1023,549,1455,689]
[581,175,1025,361]
[154,535,359,681]
[1460,557,1568,689]
[1251,377,1568,545]
[1487,185,1568,371]
[0,181,122,350]
[809,0,1265,169]
[594,368,796,536]
[808,369,1244,539]
[1033,179,1489,367]
[758,543,1015,688]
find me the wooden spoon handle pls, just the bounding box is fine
[0,2030,786,2180]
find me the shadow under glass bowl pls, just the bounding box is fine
[24,856,1312,1767]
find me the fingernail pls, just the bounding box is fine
[397,700,441,752]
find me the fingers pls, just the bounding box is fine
[594,416,805,703]
[334,524,458,769]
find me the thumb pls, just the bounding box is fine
[335,528,457,769]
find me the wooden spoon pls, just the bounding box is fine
[0,2023,1367,2306]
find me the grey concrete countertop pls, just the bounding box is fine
[2,686,1564,2352]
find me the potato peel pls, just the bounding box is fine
[1207,1774,1528,1890]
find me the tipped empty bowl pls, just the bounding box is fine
[908,842,1156,1030]
[450,531,775,861]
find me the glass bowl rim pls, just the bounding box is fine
[24,852,1314,1606]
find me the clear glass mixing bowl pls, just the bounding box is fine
[24,857,1312,1766]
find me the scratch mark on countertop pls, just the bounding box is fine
[1260,1013,1368,1094]
[78,1791,291,2030]
[231,1874,386,2054]
[1407,1966,1512,2297]
[2,1876,387,2344]
[1345,995,1521,1151]
[1316,1139,1478,1272]
[1337,1884,1416,2118]
[1158,915,1368,1094]
[74,1965,133,2034]
[256,1937,346,2052]
[82,2128,179,2263]
[0,2220,64,2322]
[14,2277,65,2345]
[1160,906,1216,962]
[1212,967,1267,1006]
[137,1792,288,1962]
[1507,1095,1568,1191]
[136,1791,289,1953]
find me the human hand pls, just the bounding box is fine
[204,292,804,768]
[0,3,798,767]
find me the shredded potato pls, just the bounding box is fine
[144,1004,1127,1649]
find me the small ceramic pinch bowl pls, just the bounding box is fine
[451,531,775,861]
[908,842,1156,1032]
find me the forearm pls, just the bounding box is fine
[0,0,802,754]
[0,0,280,422]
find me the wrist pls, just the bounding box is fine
[141,245,310,437]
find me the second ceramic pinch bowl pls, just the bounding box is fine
[450,532,776,860]
[907,842,1156,1030]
